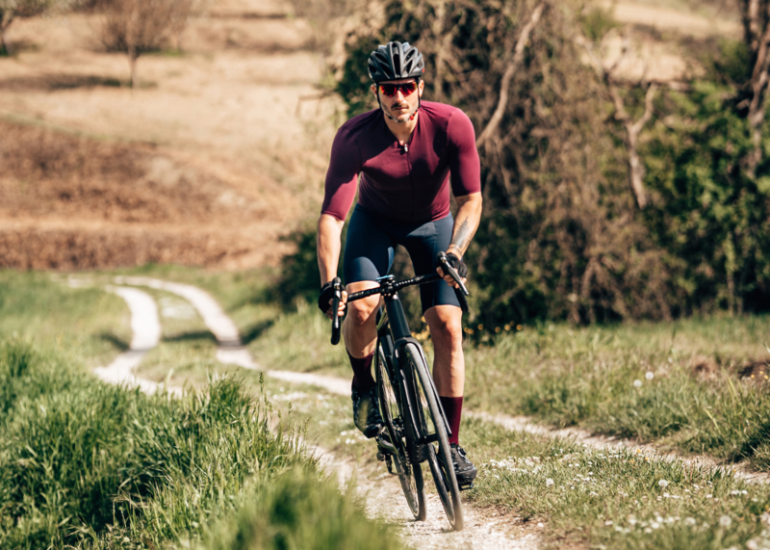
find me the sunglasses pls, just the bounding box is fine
[378,81,418,98]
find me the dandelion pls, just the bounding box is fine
[546,478,554,487]
[684,517,696,526]
[633,379,642,388]
[719,515,732,528]
[646,371,654,380]
[658,479,668,488]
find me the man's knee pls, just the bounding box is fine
[426,306,463,345]
[346,296,380,329]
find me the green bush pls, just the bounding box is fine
[315,0,770,328]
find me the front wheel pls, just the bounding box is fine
[375,340,426,520]
[404,342,464,531]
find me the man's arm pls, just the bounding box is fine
[317,213,345,285]
[439,192,482,287]
[446,192,483,259]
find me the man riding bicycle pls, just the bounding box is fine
[316,41,483,487]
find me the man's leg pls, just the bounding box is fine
[425,304,477,486]
[339,207,394,436]
[342,283,382,437]
[343,281,380,381]
[424,305,465,440]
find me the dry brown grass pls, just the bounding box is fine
[0,119,294,269]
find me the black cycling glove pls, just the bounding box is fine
[318,281,335,314]
[445,252,468,279]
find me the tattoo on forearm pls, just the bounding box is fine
[451,219,473,253]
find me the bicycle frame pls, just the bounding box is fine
[373,275,452,447]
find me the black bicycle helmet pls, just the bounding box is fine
[368,41,425,82]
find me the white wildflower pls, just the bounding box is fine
[658,479,668,488]
[546,478,554,487]
[634,379,642,388]
[684,517,696,526]
[646,371,654,380]
[719,515,732,528]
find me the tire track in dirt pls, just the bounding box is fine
[115,277,769,487]
[94,277,537,549]
[114,276,351,395]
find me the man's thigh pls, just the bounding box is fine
[343,208,395,284]
[402,215,461,312]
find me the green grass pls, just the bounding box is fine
[463,318,770,470]
[460,418,770,550]
[0,270,131,368]
[0,269,402,550]
[261,372,770,550]
[6,264,770,548]
[110,265,770,472]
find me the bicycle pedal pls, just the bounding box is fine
[376,427,398,455]
[376,451,386,462]
[459,481,475,492]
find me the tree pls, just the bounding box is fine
[0,0,67,55]
[98,0,195,88]
[738,0,770,172]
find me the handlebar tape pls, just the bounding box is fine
[331,277,342,345]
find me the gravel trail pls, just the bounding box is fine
[97,277,538,548]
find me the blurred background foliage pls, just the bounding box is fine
[277,0,770,333]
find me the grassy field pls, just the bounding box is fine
[4,266,770,549]
[138,264,770,473]
[0,269,400,550]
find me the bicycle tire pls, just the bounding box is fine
[404,342,464,531]
[375,341,426,520]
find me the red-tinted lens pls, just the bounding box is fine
[379,82,417,97]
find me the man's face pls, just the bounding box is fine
[371,78,424,123]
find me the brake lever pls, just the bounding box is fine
[438,252,470,296]
[437,252,470,314]
[331,277,342,345]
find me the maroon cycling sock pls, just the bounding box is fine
[349,352,375,391]
[439,396,464,445]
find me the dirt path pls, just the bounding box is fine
[88,276,540,548]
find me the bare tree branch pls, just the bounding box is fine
[747,1,770,173]
[581,32,656,209]
[476,2,545,148]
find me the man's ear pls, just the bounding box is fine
[371,84,378,97]
[418,80,425,97]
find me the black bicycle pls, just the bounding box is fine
[329,252,470,531]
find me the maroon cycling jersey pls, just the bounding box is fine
[321,101,481,223]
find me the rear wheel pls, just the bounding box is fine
[404,342,464,531]
[375,340,425,520]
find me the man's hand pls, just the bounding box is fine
[318,281,348,319]
[436,252,468,289]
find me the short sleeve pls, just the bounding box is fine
[446,109,481,197]
[321,126,362,221]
